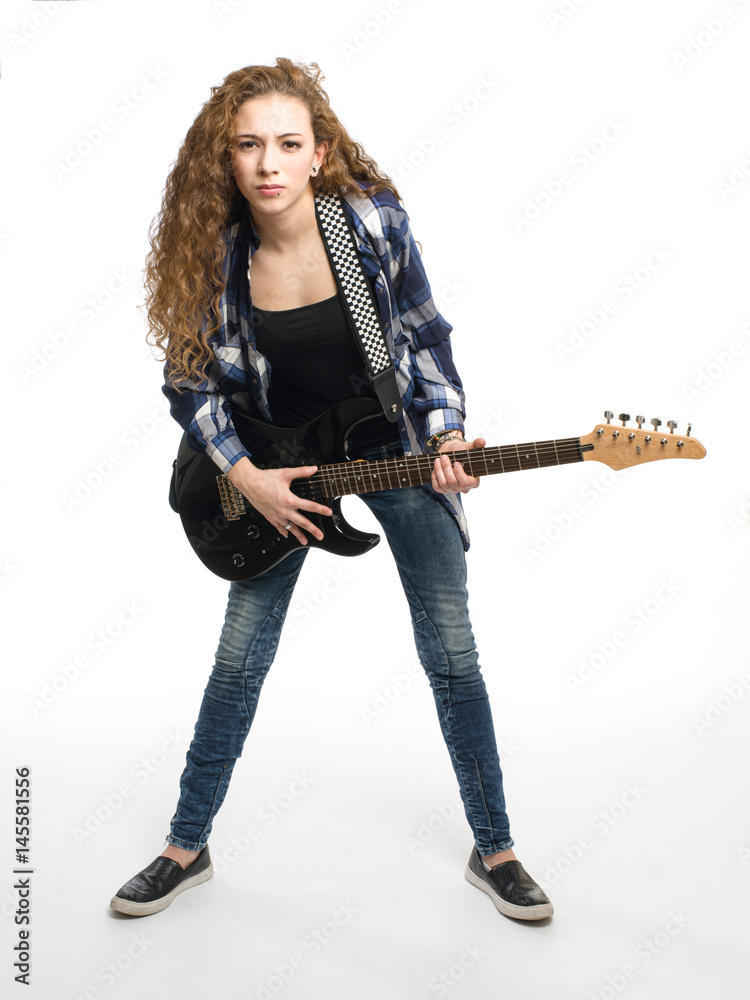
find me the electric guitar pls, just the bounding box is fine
[169,399,706,581]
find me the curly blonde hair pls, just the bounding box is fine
[144,57,401,386]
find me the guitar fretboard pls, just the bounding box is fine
[299,438,584,499]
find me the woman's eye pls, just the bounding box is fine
[237,141,300,150]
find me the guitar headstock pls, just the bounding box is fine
[580,412,706,471]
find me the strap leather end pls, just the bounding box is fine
[372,369,403,422]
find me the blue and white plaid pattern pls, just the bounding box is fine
[162,182,469,546]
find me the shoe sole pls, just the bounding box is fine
[464,863,553,921]
[110,862,214,916]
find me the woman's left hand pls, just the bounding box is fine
[431,437,486,495]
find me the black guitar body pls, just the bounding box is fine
[170,397,387,581]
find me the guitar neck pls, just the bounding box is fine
[311,437,585,497]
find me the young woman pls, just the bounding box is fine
[110,58,552,922]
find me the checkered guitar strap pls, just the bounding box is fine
[314,192,402,422]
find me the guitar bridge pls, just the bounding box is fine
[216,475,247,520]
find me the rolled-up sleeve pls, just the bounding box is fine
[389,213,466,441]
[162,360,251,474]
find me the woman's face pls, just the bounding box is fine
[231,95,327,220]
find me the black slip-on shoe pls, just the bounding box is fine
[110,846,213,916]
[465,847,553,920]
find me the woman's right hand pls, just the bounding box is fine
[227,456,333,545]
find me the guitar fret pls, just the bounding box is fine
[310,437,586,500]
[500,445,520,472]
[518,443,540,470]
[324,469,337,495]
[376,460,386,487]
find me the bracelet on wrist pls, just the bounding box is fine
[427,429,465,453]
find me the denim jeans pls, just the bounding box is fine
[167,466,513,856]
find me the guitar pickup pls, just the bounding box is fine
[216,475,247,521]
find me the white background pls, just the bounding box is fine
[1,1,748,998]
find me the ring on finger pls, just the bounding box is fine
[283,521,293,531]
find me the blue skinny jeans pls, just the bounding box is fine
[167,480,513,857]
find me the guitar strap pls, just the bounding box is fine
[314,192,402,423]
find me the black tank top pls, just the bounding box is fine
[252,287,400,456]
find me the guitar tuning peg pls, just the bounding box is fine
[635,415,645,429]
[604,410,613,424]
[650,417,662,432]
[619,413,630,426]
[687,422,692,437]
[667,420,677,434]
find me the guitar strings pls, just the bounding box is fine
[309,443,582,487]
[291,439,584,499]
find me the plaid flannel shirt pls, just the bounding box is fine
[162,182,470,547]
